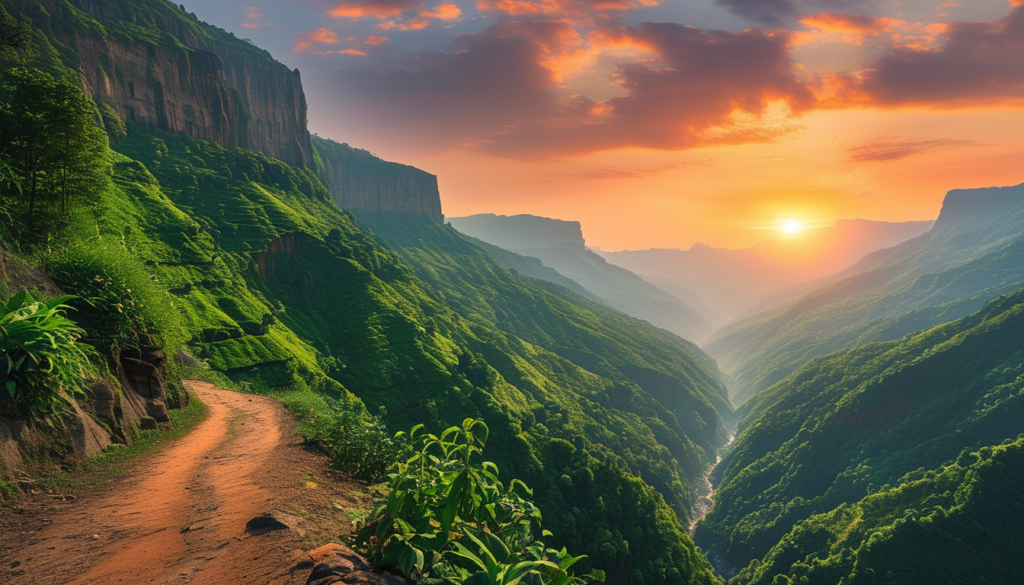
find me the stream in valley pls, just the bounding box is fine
[689,430,737,534]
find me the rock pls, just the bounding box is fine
[312,136,443,222]
[305,544,409,585]
[139,417,158,431]
[289,549,315,572]
[245,510,308,536]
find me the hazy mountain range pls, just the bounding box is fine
[601,219,934,324]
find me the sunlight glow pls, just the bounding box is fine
[780,220,804,234]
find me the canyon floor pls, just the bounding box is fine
[0,381,374,584]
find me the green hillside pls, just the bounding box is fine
[695,288,1024,576]
[449,214,713,342]
[706,183,1024,404]
[734,437,1024,585]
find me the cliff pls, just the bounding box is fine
[312,136,443,221]
[4,0,313,168]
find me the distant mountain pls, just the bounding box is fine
[696,287,1024,580]
[601,219,934,322]
[448,214,713,342]
[706,182,1024,404]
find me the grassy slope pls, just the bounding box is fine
[706,183,1024,405]
[96,129,727,584]
[696,288,1024,575]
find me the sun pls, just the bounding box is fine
[780,219,804,234]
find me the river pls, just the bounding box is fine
[689,431,736,534]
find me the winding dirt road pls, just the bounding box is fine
[0,382,370,584]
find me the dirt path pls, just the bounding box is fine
[0,382,373,584]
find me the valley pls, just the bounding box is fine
[0,1,1021,584]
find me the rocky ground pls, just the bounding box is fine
[0,382,400,584]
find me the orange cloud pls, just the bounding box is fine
[420,2,463,19]
[339,48,369,56]
[293,28,340,53]
[476,0,658,16]
[327,0,422,19]
[800,12,886,34]
[363,35,392,46]
[820,6,1024,108]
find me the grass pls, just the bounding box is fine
[32,396,208,493]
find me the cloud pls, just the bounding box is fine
[475,0,659,16]
[846,138,976,162]
[420,2,463,19]
[327,0,423,19]
[294,28,340,53]
[322,20,813,157]
[799,12,886,34]
[828,6,1024,106]
[321,21,567,151]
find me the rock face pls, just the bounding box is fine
[313,136,443,222]
[8,0,312,168]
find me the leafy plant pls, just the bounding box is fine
[0,291,94,416]
[299,405,405,483]
[353,419,604,585]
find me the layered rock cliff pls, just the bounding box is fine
[5,0,312,168]
[313,136,444,222]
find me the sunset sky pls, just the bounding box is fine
[182,0,1024,251]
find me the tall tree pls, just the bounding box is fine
[0,67,110,240]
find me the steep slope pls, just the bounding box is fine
[706,184,1024,404]
[312,136,443,222]
[4,0,312,167]
[603,219,934,321]
[733,437,1024,585]
[449,214,713,342]
[695,288,1024,575]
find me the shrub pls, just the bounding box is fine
[0,291,94,416]
[46,239,185,351]
[352,419,605,585]
[299,406,404,483]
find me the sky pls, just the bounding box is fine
[181,0,1024,251]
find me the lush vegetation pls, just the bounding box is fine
[0,66,110,241]
[734,437,1024,585]
[696,288,1024,579]
[0,291,93,416]
[355,419,603,585]
[706,183,1024,404]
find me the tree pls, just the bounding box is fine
[0,67,111,240]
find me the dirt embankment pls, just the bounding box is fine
[0,382,375,584]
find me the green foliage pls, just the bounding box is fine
[354,419,603,585]
[0,291,94,416]
[732,438,1024,585]
[0,66,110,241]
[297,402,405,483]
[45,238,186,351]
[698,288,1024,575]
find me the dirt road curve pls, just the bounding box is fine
[0,382,369,584]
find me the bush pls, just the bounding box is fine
[299,405,404,483]
[0,291,94,416]
[45,239,185,351]
[352,419,604,585]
